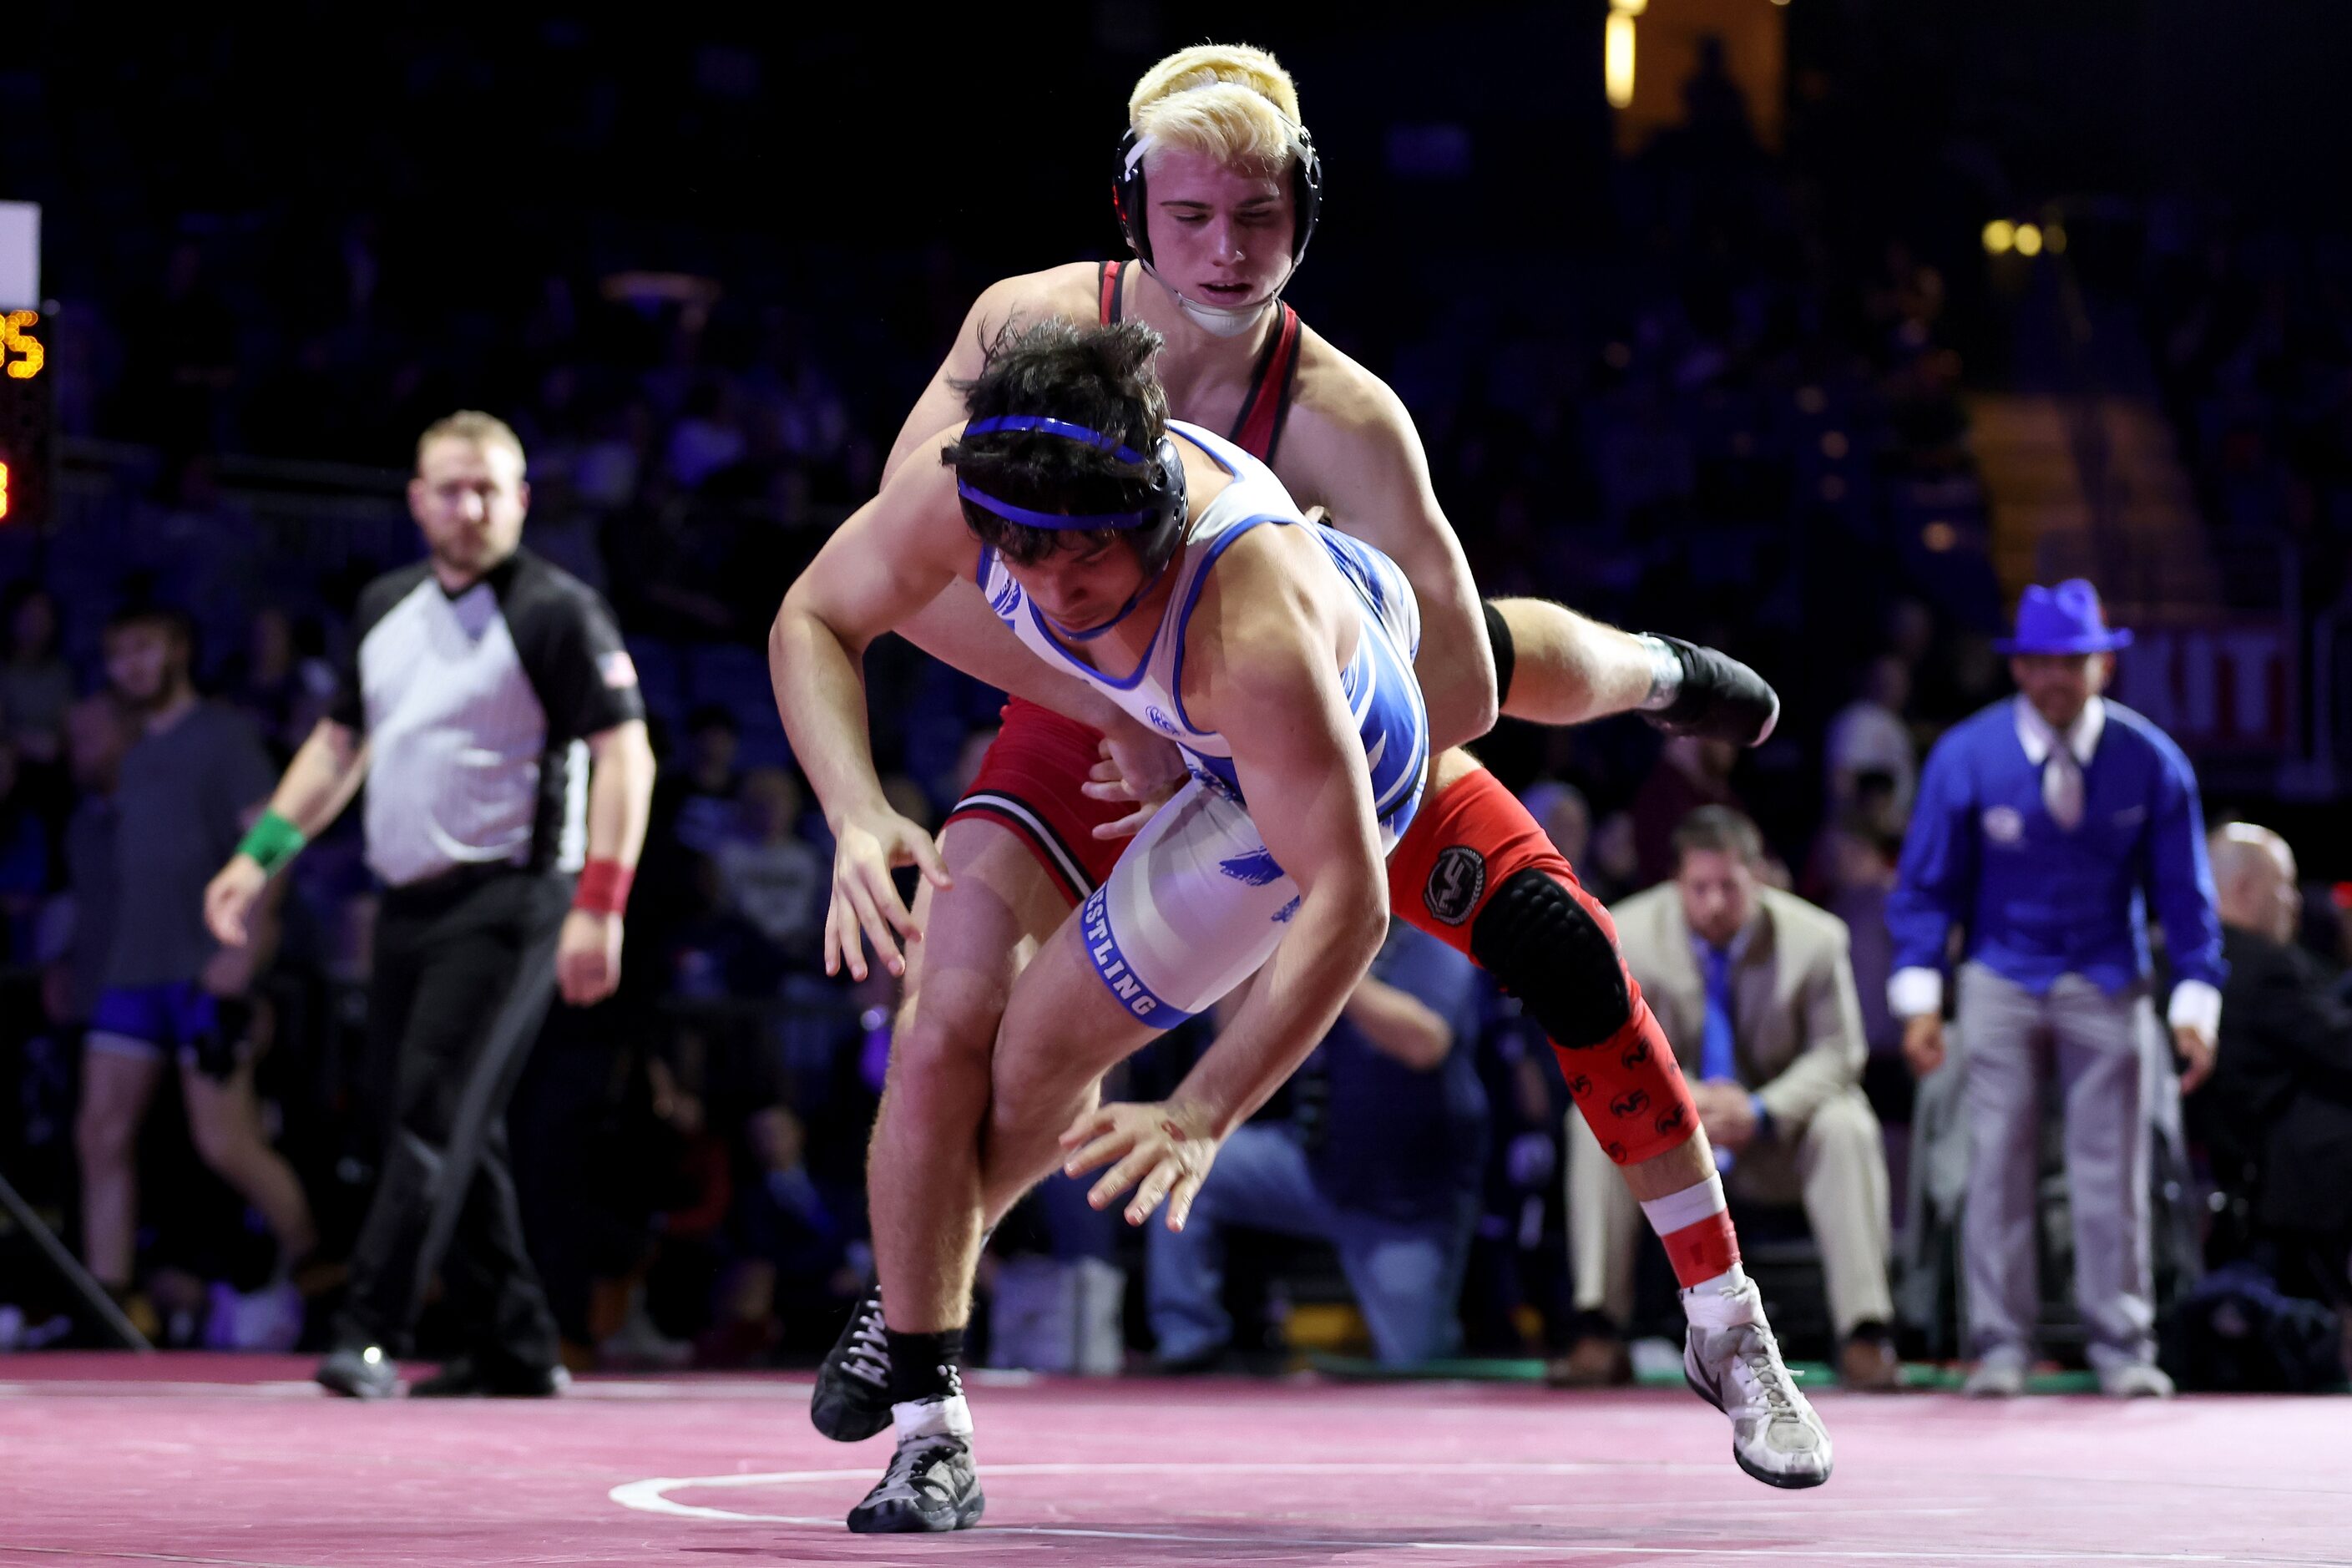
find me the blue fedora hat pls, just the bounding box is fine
[1995,579,2133,655]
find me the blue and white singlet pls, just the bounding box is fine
[974,420,1429,1026]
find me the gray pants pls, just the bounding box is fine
[1957,962,2158,1371]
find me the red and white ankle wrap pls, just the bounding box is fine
[1641,1171,1742,1290]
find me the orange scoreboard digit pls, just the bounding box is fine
[0,307,50,526]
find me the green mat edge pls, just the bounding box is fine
[1302,1352,2102,1393]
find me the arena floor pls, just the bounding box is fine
[0,1354,2345,1566]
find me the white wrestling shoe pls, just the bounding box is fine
[1681,1267,1834,1490]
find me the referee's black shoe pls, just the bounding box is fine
[812,1283,894,1442]
[1641,635,1782,748]
[409,1356,569,1399]
[316,1345,400,1399]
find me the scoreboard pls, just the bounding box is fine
[0,307,48,527]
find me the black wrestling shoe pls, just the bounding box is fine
[812,1283,894,1442]
[315,1345,400,1399]
[1641,635,1782,747]
[408,1356,569,1399]
[846,1399,985,1534]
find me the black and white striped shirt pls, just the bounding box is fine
[331,548,645,888]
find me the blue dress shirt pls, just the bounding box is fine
[1887,696,2225,1024]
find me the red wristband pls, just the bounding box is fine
[574,858,634,917]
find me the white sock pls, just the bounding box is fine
[1688,1265,1748,1297]
[893,1392,974,1441]
[1635,634,1685,711]
[1680,1264,1762,1328]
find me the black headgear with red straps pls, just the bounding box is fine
[1111,124,1323,271]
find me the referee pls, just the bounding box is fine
[204,411,655,1398]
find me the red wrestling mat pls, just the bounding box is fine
[2,1354,2347,1566]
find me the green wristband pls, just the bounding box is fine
[237,810,307,877]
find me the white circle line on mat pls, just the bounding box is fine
[606,1467,2312,1560]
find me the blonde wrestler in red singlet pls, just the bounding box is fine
[778,44,1828,1530]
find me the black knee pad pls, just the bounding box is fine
[1469,869,1632,1050]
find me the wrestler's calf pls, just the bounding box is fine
[1468,867,1739,1288]
[1469,867,1697,1168]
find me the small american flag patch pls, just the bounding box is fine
[599,650,640,689]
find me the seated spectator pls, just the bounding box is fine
[1631,736,1742,889]
[656,705,746,861]
[226,607,300,748]
[1825,657,1917,820]
[664,380,747,491]
[1558,807,1898,1389]
[713,1104,863,1360]
[225,608,337,760]
[1523,779,1591,866]
[1588,810,1642,904]
[2200,824,2352,1353]
[715,766,824,965]
[573,401,654,510]
[0,740,51,954]
[1812,812,1904,1060]
[1529,778,1642,910]
[0,584,74,767]
[1147,921,1488,1368]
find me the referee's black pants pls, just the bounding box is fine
[335,867,569,1370]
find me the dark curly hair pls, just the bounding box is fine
[942,319,1171,566]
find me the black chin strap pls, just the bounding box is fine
[1040,556,1173,645]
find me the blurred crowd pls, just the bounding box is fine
[1,20,2346,1390]
[2143,213,2352,618]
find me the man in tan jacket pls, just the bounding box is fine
[1555,807,1899,1389]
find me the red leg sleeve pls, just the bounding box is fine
[1389,761,1699,1166]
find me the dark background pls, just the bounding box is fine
[2,0,2348,1364]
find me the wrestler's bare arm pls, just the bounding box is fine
[782,422,1153,752]
[771,435,977,829]
[1164,530,1393,1135]
[1283,338,1663,738]
[894,583,1139,736]
[1277,353,1496,751]
[880,264,1103,485]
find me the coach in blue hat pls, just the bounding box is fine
[1887,579,2223,1399]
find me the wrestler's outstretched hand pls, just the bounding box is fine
[1060,1100,1222,1230]
[1082,730,1190,838]
[825,807,951,982]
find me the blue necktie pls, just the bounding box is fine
[1701,945,1738,1171]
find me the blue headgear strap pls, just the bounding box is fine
[954,481,1157,531]
[955,415,1161,531]
[959,416,1179,640]
[963,416,1150,465]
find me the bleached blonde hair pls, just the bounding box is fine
[1128,43,1306,175]
[416,409,527,475]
